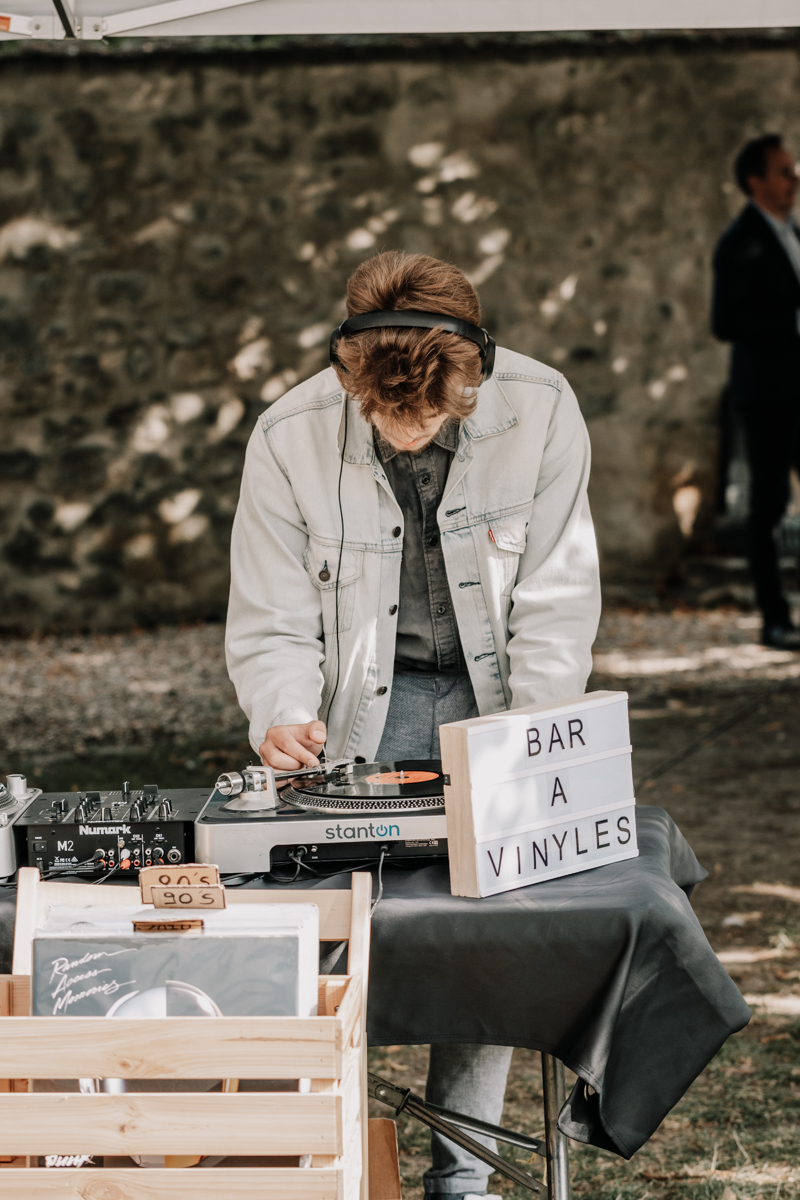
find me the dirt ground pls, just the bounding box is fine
[3,605,800,1197]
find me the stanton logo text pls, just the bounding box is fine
[325,822,400,841]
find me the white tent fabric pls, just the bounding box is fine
[1,0,799,41]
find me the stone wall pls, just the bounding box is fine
[0,34,795,630]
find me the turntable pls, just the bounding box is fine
[282,760,445,813]
[193,759,448,874]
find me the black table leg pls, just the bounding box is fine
[542,1053,570,1200]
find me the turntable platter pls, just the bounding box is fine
[282,759,445,814]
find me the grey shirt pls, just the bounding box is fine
[374,419,466,674]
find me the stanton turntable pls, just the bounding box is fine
[193,759,448,874]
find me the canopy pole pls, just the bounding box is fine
[50,0,75,35]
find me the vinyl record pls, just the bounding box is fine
[282,759,444,814]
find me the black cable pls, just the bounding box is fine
[41,855,98,880]
[371,849,386,915]
[91,860,120,885]
[264,856,378,885]
[268,858,303,884]
[220,872,263,887]
[634,677,790,790]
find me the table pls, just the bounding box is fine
[0,806,749,1184]
[247,805,750,1164]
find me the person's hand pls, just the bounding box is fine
[259,721,327,773]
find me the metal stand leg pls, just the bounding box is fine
[542,1053,570,1200]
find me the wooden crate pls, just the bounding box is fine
[0,867,373,1199]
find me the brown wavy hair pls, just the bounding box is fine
[334,251,483,425]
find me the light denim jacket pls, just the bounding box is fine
[226,346,601,758]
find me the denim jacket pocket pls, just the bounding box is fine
[303,541,362,634]
[488,511,530,596]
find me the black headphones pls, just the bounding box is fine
[329,310,496,383]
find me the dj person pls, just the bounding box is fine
[226,250,601,1200]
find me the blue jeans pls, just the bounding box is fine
[376,672,513,1198]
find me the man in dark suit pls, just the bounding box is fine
[712,134,800,649]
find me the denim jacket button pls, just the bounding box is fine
[377,685,388,695]
[392,526,401,537]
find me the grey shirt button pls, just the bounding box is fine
[427,535,439,548]
[436,604,447,615]
[377,685,388,695]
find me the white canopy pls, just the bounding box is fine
[0,0,797,46]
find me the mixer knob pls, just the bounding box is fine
[122,780,131,799]
[160,799,173,818]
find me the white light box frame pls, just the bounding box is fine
[440,690,638,898]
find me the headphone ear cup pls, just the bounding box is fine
[481,334,496,382]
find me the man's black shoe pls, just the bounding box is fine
[762,623,800,650]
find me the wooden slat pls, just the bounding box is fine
[0,976,30,1095]
[440,723,480,896]
[11,870,39,978]
[310,1069,338,1170]
[342,1113,364,1200]
[319,976,350,1017]
[0,1093,342,1156]
[0,1014,344,1078]
[0,1167,343,1197]
[368,1120,401,1200]
[11,977,30,1017]
[340,1040,362,1152]
[345,874,372,1200]
[336,975,361,1054]
[226,889,353,941]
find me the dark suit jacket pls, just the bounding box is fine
[712,202,800,352]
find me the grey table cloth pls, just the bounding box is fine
[0,804,749,1159]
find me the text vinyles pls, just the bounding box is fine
[477,807,636,895]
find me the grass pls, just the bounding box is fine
[369,1013,800,1199]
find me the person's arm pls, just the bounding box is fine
[225,420,327,757]
[505,378,601,706]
